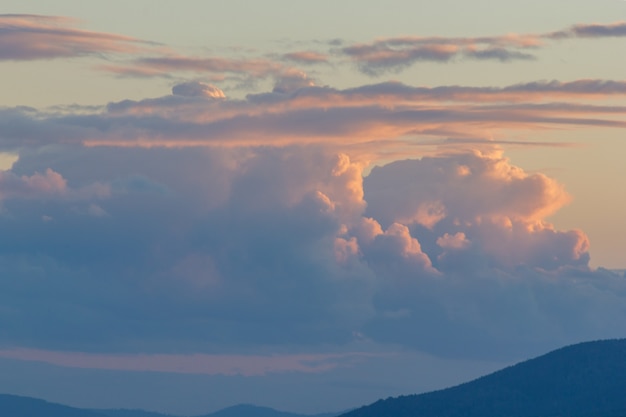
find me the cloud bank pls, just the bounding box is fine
[1,16,626,374]
[1,141,625,362]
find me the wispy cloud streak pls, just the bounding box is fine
[0,14,150,61]
[548,22,626,39]
[2,78,626,152]
[340,21,626,74]
[0,348,372,376]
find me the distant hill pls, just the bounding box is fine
[342,338,626,417]
[99,404,340,417]
[0,394,107,417]
[197,404,340,417]
[97,409,176,417]
[0,394,340,417]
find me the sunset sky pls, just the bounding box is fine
[1,1,626,415]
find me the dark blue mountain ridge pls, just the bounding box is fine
[96,409,177,417]
[99,404,341,417]
[195,404,341,417]
[0,393,107,417]
[0,394,341,417]
[341,338,626,417]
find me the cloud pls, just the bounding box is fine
[4,15,624,80]
[172,81,226,99]
[340,21,626,75]
[3,17,626,365]
[0,168,67,200]
[0,348,371,376]
[282,51,329,64]
[548,21,626,39]
[3,77,626,155]
[463,48,535,61]
[342,43,459,75]
[272,69,316,94]
[363,149,572,228]
[1,142,625,363]
[101,54,303,84]
[340,33,541,74]
[0,14,149,61]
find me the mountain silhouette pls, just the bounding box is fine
[341,338,626,417]
[0,393,107,417]
[0,395,339,417]
[196,404,340,417]
[100,404,340,417]
[97,409,176,417]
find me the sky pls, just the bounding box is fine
[1,0,626,415]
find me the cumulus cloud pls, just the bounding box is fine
[172,81,226,99]
[3,17,626,367]
[1,142,625,363]
[272,69,316,94]
[436,232,470,250]
[0,168,67,199]
[364,150,572,228]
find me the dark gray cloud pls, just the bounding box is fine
[548,22,626,39]
[339,32,541,75]
[464,48,535,62]
[342,43,459,75]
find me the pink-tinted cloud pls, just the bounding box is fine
[282,51,329,64]
[0,166,110,204]
[102,54,302,84]
[1,144,625,362]
[172,81,226,99]
[0,14,149,61]
[363,149,572,227]
[3,77,626,155]
[0,348,373,376]
[0,168,67,199]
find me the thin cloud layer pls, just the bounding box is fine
[282,51,329,64]
[0,348,369,376]
[0,14,148,61]
[3,14,624,81]
[341,34,538,75]
[548,21,626,39]
[2,77,626,153]
[339,21,626,75]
